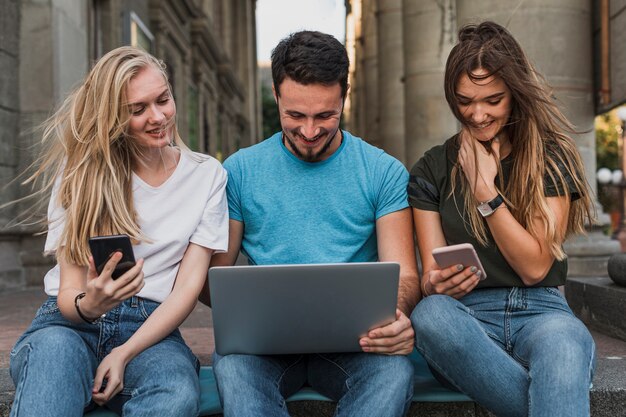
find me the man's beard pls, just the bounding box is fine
[282,129,339,162]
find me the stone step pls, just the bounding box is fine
[566,277,626,342]
[2,358,626,417]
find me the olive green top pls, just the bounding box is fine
[408,135,580,288]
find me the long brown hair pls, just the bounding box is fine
[19,46,186,265]
[445,21,594,259]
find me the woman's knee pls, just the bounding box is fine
[534,316,594,358]
[11,326,91,377]
[160,379,199,415]
[525,315,596,383]
[125,359,199,416]
[410,295,461,336]
[9,327,95,414]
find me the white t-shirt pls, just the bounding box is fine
[43,150,229,303]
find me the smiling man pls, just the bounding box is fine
[203,31,420,417]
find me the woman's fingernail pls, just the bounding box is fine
[470,266,477,273]
[456,264,464,271]
[476,271,482,277]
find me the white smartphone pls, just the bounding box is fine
[432,243,487,280]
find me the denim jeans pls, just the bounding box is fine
[10,296,200,417]
[411,287,596,417]
[212,351,414,417]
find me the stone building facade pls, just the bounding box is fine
[347,0,601,168]
[0,0,260,289]
[345,0,622,275]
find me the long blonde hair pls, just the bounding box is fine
[22,46,184,265]
[445,22,594,260]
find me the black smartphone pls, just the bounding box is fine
[88,234,136,279]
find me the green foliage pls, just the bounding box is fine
[596,112,620,171]
[595,109,624,215]
[261,84,282,139]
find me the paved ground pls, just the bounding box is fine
[1,286,626,370]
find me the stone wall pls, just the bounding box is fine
[0,0,25,290]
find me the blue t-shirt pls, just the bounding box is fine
[224,131,409,265]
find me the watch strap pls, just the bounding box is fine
[484,193,504,210]
[477,193,504,217]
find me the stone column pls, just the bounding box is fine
[239,0,260,145]
[345,0,361,134]
[0,0,21,290]
[456,0,619,275]
[376,0,405,164]
[221,0,235,64]
[10,0,89,288]
[402,0,458,168]
[361,0,379,146]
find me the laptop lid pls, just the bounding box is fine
[209,262,399,355]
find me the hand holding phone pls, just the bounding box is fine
[432,243,487,280]
[88,235,136,280]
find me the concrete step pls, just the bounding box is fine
[2,357,626,417]
[566,277,626,342]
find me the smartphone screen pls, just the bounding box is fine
[88,234,136,279]
[432,243,487,280]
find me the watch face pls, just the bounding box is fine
[477,203,493,217]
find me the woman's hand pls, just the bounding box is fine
[91,347,131,405]
[423,263,481,299]
[458,128,500,201]
[79,253,145,320]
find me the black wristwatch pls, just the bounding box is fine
[477,194,504,217]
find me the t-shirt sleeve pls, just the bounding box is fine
[544,147,582,202]
[44,175,66,255]
[407,147,442,212]
[189,164,229,253]
[374,154,410,219]
[223,154,243,222]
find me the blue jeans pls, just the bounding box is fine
[411,287,595,417]
[212,352,414,417]
[10,296,200,417]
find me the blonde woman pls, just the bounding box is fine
[408,22,595,417]
[9,46,228,416]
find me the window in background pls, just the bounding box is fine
[129,11,153,52]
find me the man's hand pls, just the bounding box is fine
[359,309,414,355]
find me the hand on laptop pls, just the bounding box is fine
[359,309,414,355]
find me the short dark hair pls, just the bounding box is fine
[271,31,349,98]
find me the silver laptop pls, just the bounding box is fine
[209,262,399,355]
